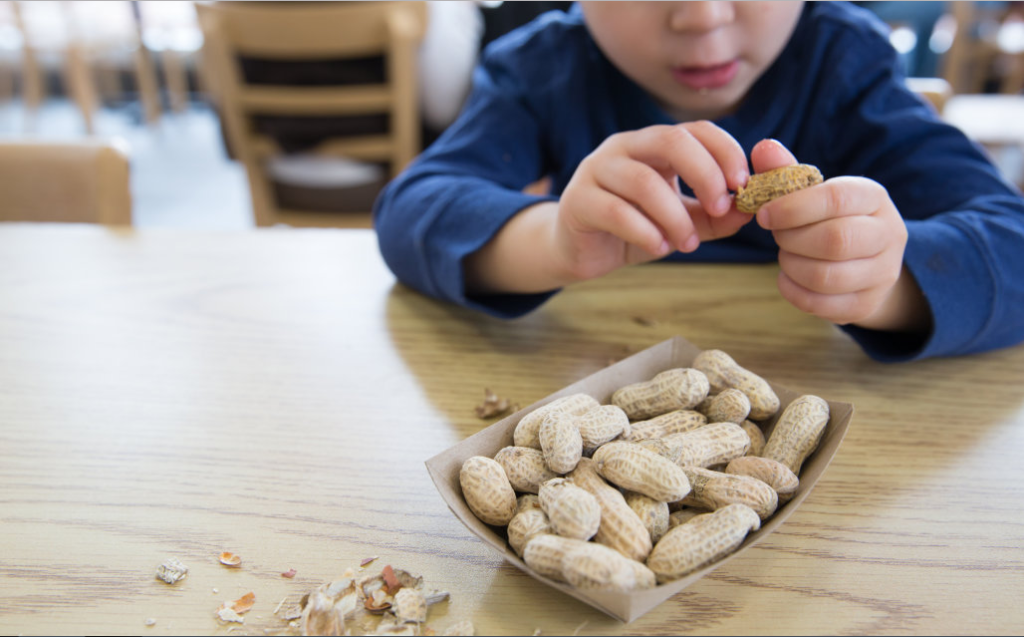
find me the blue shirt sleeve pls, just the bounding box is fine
[805,13,1024,362]
[373,37,560,318]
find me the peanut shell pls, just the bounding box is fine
[680,466,779,520]
[611,368,710,420]
[647,503,761,583]
[621,409,708,443]
[459,456,517,526]
[494,446,558,494]
[513,393,599,450]
[761,394,830,476]
[735,164,823,213]
[592,441,691,502]
[539,412,584,474]
[568,458,652,562]
[692,350,780,421]
[538,478,601,540]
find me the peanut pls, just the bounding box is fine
[761,394,829,476]
[624,492,670,544]
[611,368,710,420]
[513,393,599,450]
[460,456,517,526]
[507,506,553,557]
[700,388,751,424]
[568,458,652,562]
[494,446,558,494]
[680,466,778,520]
[692,350,780,421]
[735,164,823,214]
[621,409,707,443]
[516,494,541,512]
[577,405,629,454]
[539,412,584,474]
[740,419,766,456]
[659,422,751,468]
[592,441,691,502]
[562,542,656,592]
[668,508,705,529]
[637,437,680,461]
[725,456,799,501]
[646,503,761,583]
[522,534,590,583]
[538,478,601,541]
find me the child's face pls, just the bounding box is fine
[581,1,804,121]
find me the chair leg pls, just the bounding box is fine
[64,45,97,135]
[245,162,277,227]
[133,44,162,125]
[20,46,45,120]
[162,49,189,113]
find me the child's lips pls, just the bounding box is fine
[672,60,739,90]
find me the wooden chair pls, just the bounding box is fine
[942,1,1024,95]
[12,1,163,133]
[195,1,427,228]
[0,140,132,224]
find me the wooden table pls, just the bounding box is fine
[1,224,1022,635]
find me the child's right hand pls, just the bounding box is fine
[553,121,753,282]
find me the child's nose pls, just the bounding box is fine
[668,1,736,33]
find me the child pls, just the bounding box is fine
[373,2,1024,362]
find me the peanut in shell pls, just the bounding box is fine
[459,456,517,526]
[647,503,761,583]
[735,164,823,214]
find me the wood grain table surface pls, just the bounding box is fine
[1,224,1022,636]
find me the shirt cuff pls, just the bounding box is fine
[842,217,995,362]
[424,189,560,319]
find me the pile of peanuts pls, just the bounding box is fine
[458,349,830,592]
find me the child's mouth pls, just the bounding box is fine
[672,60,739,91]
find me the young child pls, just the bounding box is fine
[373,2,1024,362]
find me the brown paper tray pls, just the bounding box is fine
[425,336,853,623]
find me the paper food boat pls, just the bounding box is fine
[425,336,853,622]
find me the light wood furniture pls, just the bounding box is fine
[195,1,427,228]
[942,1,1024,95]
[0,140,131,224]
[12,1,162,133]
[906,76,953,115]
[0,226,1021,634]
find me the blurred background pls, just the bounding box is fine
[0,0,1021,230]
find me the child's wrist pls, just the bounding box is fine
[852,265,931,333]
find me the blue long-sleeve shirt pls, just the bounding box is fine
[374,2,1024,362]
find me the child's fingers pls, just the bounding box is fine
[595,157,696,250]
[776,270,886,325]
[584,190,671,256]
[681,196,755,242]
[772,215,886,261]
[777,250,898,295]
[750,138,799,174]
[757,176,885,230]
[682,121,750,191]
[622,126,734,218]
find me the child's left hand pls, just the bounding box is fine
[750,139,919,330]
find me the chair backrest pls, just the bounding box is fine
[0,140,132,225]
[195,1,427,227]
